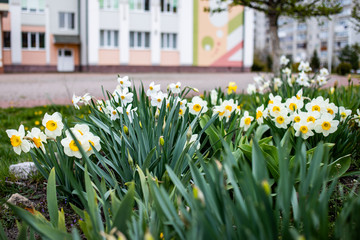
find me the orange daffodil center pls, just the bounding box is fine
[46,120,57,131]
[322,121,331,130]
[193,104,202,112]
[10,135,22,147]
[300,126,308,134]
[69,140,80,152]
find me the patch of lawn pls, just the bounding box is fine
[0,105,89,183]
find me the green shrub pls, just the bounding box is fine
[251,58,267,72]
[336,62,352,75]
[292,62,300,73]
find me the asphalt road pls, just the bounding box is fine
[0,72,353,108]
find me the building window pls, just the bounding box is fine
[21,0,45,13]
[21,32,45,50]
[100,30,119,48]
[161,33,177,50]
[59,12,75,30]
[99,0,119,10]
[129,31,150,49]
[129,0,150,11]
[161,0,177,13]
[296,43,307,49]
[3,31,11,48]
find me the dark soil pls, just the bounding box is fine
[0,179,82,239]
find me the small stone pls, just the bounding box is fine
[9,162,37,179]
[6,193,35,209]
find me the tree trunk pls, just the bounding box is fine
[268,14,281,75]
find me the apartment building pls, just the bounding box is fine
[253,0,360,70]
[0,0,254,73]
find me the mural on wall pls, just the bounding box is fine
[193,0,244,67]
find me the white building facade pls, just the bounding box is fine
[1,0,254,72]
[253,0,360,71]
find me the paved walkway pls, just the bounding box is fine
[0,72,354,108]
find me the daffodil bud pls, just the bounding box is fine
[123,125,129,135]
[215,160,222,171]
[139,121,142,129]
[261,180,271,196]
[127,150,134,170]
[330,87,335,94]
[193,185,205,205]
[159,136,164,146]
[186,126,192,143]
[192,87,199,93]
[162,120,166,132]
[144,230,154,240]
[297,235,305,240]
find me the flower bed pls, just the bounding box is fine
[2,56,360,239]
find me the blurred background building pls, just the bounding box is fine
[254,0,360,71]
[0,0,254,73]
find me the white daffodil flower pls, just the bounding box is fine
[255,105,267,125]
[291,111,307,124]
[42,112,64,138]
[316,75,327,86]
[338,106,352,122]
[61,132,90,159]
[314,113,339,137]
[169,82,181,94]
[282,67,292,76]
[240,111,254,131]
[125,104,137,123]
[106,105,123,121]
[287,77,293,87]
[117,76,131,89]
[147,82,161,97]
[319,68,329,76]
[70,124,90,136]
[177,98,188,117]
[213,104,227,120]
[235,100,241,115]
[268,93,282,105]
[294,119,314,139]
[296,72,310,87]
[253,76,264,84]
[72,94,81,109]
[285,96,304,112]
[298,61,312,72]
[187,134,200,150]
[268,101,287,118]
[85,132,101,157]
[247,83,257,94]
[27,127,47,151]
[273,78,283,88]
[305,111,320,124]
[305,96,327,115]
[210,89,218,105]
[325,103,338,118]
[222,99,237,116]
[188,96,208,115]
[296,89,303,100]
[354,109,360,126]
[113,88,133,106]
[280,55,290,66]
[151,91,167,108]
[81,93,92,105]
[6,125,31,155]
[273,110,290,129]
